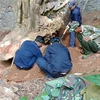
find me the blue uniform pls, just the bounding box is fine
[70,6,82,47]
[36,43,72,78]
[70,6,82,25]
[14,40,42,69]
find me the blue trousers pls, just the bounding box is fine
[70,31,76,47]
[36,58,65,78]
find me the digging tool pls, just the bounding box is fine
[61,26,69,40]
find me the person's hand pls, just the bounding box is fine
[74,27,82,33]
[66,22,71,29]
[66,25,70,29]
[83,36,91,42]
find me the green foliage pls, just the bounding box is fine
[33,91,49,100]
[19,96,28,100]
[41,95,50,100]
[51,89,60,97]
[83,74,100,86]
[33,95,41,100]
[42,91,49,96]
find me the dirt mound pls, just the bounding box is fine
[0,63,45,82]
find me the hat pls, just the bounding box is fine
[35,36,45,44]
[69,21,79,32]
[49,37,60,44]
[68,0,76,8]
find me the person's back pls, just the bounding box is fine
[71,6,82,25]
[36,36,72,78]
[14,40,42,69]
[44,42,72,73]
[14,36,44,70]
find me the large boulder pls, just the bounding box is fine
[0,16,64,61]
[0,0,100,61]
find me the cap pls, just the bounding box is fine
[49,36,60,44]
[35,36,45,44]
[68,0,76,8]
[69,21,79,32]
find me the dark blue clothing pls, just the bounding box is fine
[14,40,42,69]
[70,6,82,47]
[70,31,76,47]
[70,6,82,25]
[36,43,72,78]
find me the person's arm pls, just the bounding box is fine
[37,49,42,57]
[43,47,51,63]
[34,47,42,58]
[74,26,82,33]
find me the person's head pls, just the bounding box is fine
[35,35,45,47]
[69,21,81,33]
[43,34,51,45]
[68,0,76,10]
[49,36,60,44]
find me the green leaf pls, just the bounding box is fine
[19,96,28,100]
[33,95,41,100]
[51,89,60,97]
[42,91,49,96]
[83,74,100,86]
[33,92,49,100]
[41,95,50,100]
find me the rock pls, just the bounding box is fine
[39,16,64,34]
[0,0,17,32]
[4,70,9,76]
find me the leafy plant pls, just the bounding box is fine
[83,74,100,86]
[19,96,28,100]
[33,91,49,100]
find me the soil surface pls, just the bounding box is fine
[0,46,100,82]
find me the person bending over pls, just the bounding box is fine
[14,36,45,70]
[69,21,100,59]
[36,36,72,78]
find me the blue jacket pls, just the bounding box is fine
[70,6,82,25]
[44,43,72,73]
[14,40,42,69]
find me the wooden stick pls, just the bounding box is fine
[61,27,69,39]
[10,42,20,68]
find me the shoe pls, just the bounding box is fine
[97,50,100,54]
[82,53,93,59]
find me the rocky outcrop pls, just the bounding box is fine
[0,0,100,61]
[0,0,100,33]
[0,0,17,32]
[78,0,100,13]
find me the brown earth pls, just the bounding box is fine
[0,45,100,82]
[0,11,100,82]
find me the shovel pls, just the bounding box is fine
[61,27,69,40]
